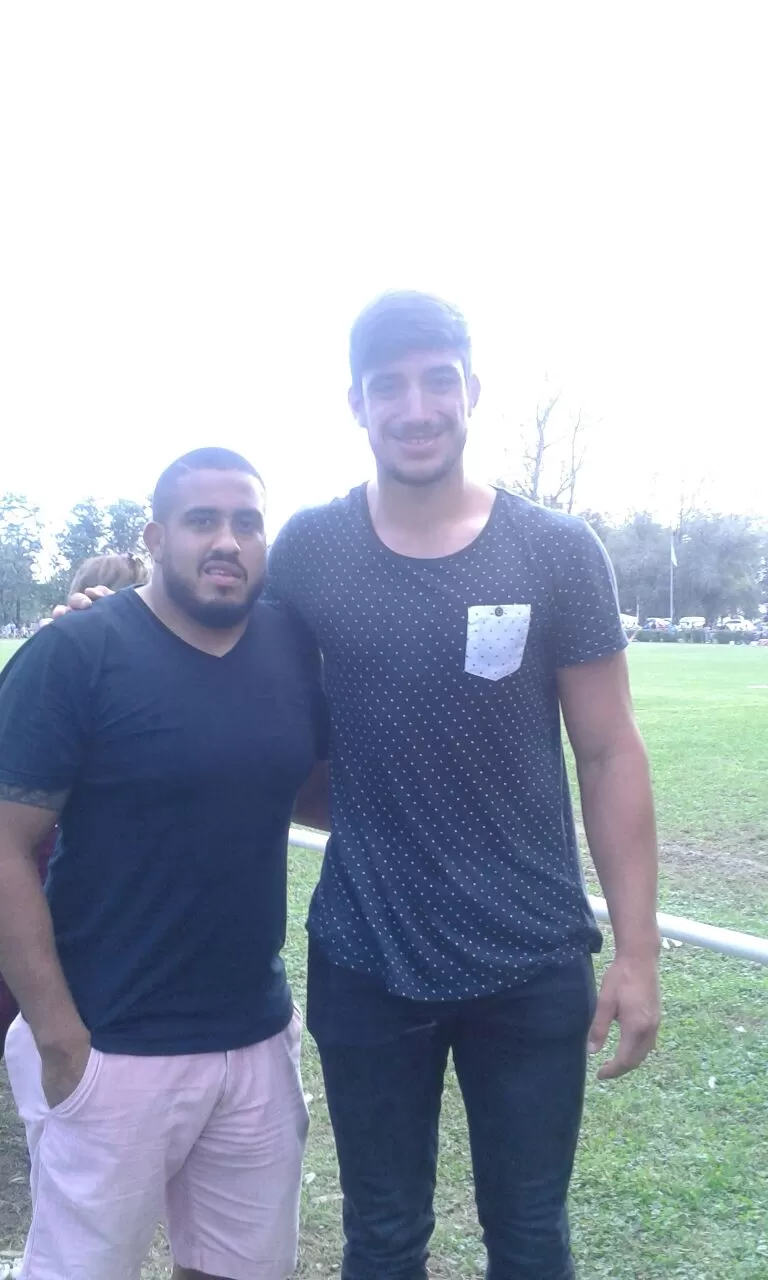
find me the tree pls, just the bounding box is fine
[674,515,765,623]
[603,513,669,620]
[495,390,589,513]
[604,511,767,624]
[56,499,108,572]
[0,494,44,626]
[577,509,613,545]
[106,499,149,556]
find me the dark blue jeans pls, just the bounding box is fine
[308,949,596,1280]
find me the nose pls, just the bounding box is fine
[401,380,430,422]
[210,522,241,555]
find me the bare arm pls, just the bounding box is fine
[292,760,330,833]
[0,789,90,1102]
[558,651,661,1078]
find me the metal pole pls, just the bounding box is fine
[589,896,768,966]
[288,828,768,966]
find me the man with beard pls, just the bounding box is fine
[266,292,661,1279]
[0,448,327,1280]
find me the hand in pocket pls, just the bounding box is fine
[41,1033,92,1109]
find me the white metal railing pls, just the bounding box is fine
[288,827,768,967]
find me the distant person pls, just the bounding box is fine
[0,552,149,1059]
[69,551,150,595]
[0,448,328,1280]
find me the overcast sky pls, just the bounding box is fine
[1,2,766,540]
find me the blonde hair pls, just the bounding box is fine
[69,553,149,596]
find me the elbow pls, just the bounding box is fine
[575,723,649,776]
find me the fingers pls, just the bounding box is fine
[587,990,617,1056]
[50,584,114,624]
[596,1022,659,1080]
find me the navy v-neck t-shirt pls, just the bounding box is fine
[0,590,327,1054]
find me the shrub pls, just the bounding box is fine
[710,629,757,645]
[679,628,707,644]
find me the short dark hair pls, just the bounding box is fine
[349,290,472,390]
[152,448,264,522]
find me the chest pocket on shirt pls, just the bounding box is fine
[464,604,532,681]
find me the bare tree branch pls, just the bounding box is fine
[503,393,561,503]
[495,394,589,514]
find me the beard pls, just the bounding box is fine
[382,450,463,488]
[163,563,264,629]
[380,421,467,488]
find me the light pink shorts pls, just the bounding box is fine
[4,1010,309,1280]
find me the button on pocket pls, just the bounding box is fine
[464,604,532,681]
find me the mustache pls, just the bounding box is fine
[387,416,452,440]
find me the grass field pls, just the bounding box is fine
[0,641,21,670]
[1,642,767,1277]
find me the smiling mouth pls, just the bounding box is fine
[202,563,245,583]
[396,433,441,447]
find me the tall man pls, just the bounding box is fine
[267,292,661,1279]
[0,448,328,1280]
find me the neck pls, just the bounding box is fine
[369,462,471,531]
[367,463,497,559]
[138,581,249,657]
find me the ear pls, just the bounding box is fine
[468,373,481,414]
[143,521,164,562]
[348,385,367,430]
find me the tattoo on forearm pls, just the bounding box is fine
[0,782,68,812]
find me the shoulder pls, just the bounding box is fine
[270,488,363,555]
[267,489,365,609]
[495,489,599,546]
[495,490,609,565]
[250,597,301,638]
[250,599,322,682]
[252,597,317,650]
[45,590,139,650]
[0,608,108,703]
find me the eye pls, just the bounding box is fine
[425,369,460,393]
[368,375,403,400]
[234,514,263,537]
[188,513,215,530]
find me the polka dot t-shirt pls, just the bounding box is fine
[268,486,627,1001]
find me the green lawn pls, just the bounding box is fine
[0,640,21,671]
[629,644,768,851]
[0,641,766,1276]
